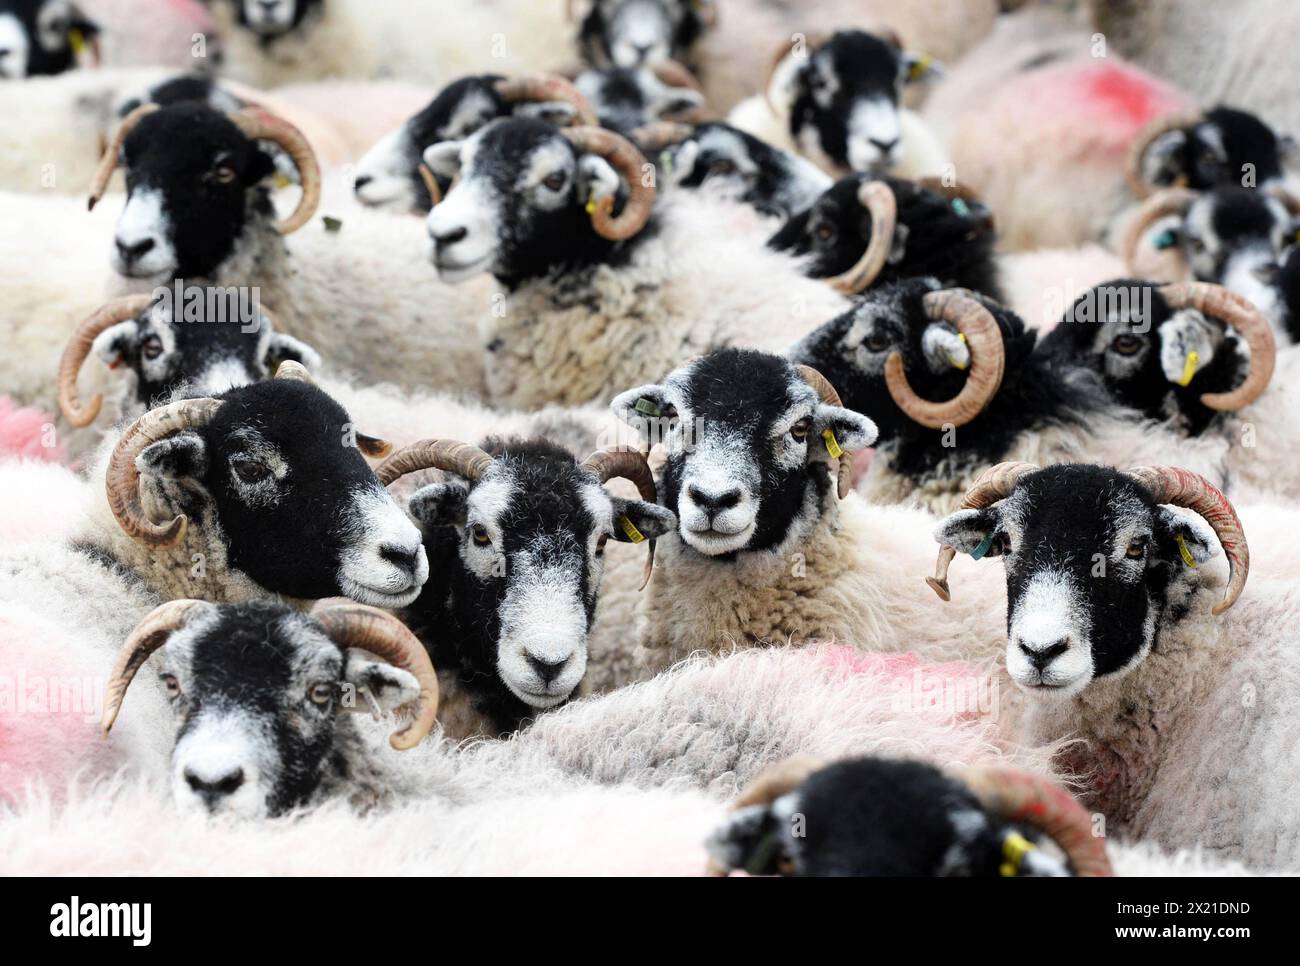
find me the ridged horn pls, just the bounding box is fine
[630,121,694,152]
[58,294,154,428]
[650,59,703,92]
[928,461,1039,601]
[1124,111,1203,199]
[962,766,1114,877]
[794,364,854,499]
[581,446,659,590]
[495,74,600,127]
[1122,186,1196,275]
[1158,281,1275,411]
[106,398,223,548]
[101,598,211,735]
[87,102,158,211]
[272,359,314,384]
[314,604,440,750]
[228,108,321,234]
[1126,466,1248,615]
[887,288,1006,430]
[562,126,656,240]
[375,439,495,487]
[826,180,897,295]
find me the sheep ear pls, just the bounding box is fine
[408,481,469,532]
[1153,506,1219,565]
[578,154,621,204]
[137,433,207,481]
[343,653,421,715]
[933,507,1004,558]
[264,332,322,374]
[921,321,971,374]
[423,141,464,180]
[610,384,673,442]
[656,88,705,120]
[705,803,784,876]
[661,139,699,184]
[812,405,877,455]
[91,320,139,369]
[1157,310,1216,385]
[609,498,675,542]
[1140,129,1189,186]
[767,46,808,114]
[514,101,578,126]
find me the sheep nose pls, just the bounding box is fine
[185,766,245,806]
[688,484,742,515]
[379,543,420,578]
[116,237,155,264]
[525,652,569,685]
[1018,638,1070,671]
[434,226,468,247]
[869,137,898,156]
[353,174,373,191]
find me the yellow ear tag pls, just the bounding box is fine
[585,193,597,215]
[909,55,933,82]
[1176,350,1199,387]
[69,29,86,55]
[1176,533,1198,568]
[949,332,969,370]
[999,831,1037,877]
[273,173,292,189]
[619,515,646,544]
[822,429,844,459]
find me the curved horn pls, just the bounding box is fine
[417,162,442,206]
[495,74,600,127]
[101,598,210,735]
[581,446,659,590]
[314,604,440,750]
[630,121,694,152]
[229,108,321,234]
[928,460,1039,601]
[106,397,223,548]
[375,438,495,487]
[1122,186,1196,274]
[887,288,1006,431]
[272,359,314,384]
[561,126,656,240]
[794,364,855,499]
[961,766,1113,877]
[1126,466,1247,615]
[826,180,897,295]
[57,294,154,428]
[87,102,158,211]
[1158,282,1275,410]
[1124,111,1203,199]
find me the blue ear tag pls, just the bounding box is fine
[1152,229,1177,250]
[951,198,971,217]
[969,532,995,561]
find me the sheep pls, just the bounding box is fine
[374,436,675,739]
[352,73,600,215]
[1121,185,1300,342]
[727,29,949,182]
[421,116,850,410]
[0,370,429,793]
[930,461,1300,872]
[86,101,494,398]
[573,60,705,134]
[705,755,1111,877]
[78,0,214,71]
[786,278,1234,514]
[0,0,99,78]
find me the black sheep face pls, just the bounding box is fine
[707,758,1072,877]
[1140,106,1293,193]
[234,0,321,38]
[423,117,637,286]
[612,349,876,559]
[771,30,940,174]
[405,438,673,718]
[577,0,706,69]
[0,0,98,78]
[92,289,320,417]
[934,465,1220,698]
[575,65,702,133]
[111,105,277,281]
[136,380,428,607]
[1038,280,1245,433]
[657,121,831,220]
[157,601,420,819]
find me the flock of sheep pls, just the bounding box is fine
[1,0,1298,877]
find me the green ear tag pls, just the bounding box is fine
[634,397,662,417]
[969,532,995,561]
[1152,229,1177,250]
[619,515,646,544]
[69,29,86,55]
[951,198,971,217]
[322,216,343,233]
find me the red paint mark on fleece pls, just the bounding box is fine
[1081,62,1180,128]
[0,397,66,463]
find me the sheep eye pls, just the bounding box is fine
[813,222,836,243]
[864,332,890,353]
[230,457,271,485]
[308,682,334,707]
[161,674,180,698]
[205,166,237,185]
[471,524,492,547]
[1111,334,1142,356]
[1126,537,1148,560]
[543,172,567,192]
[789,417,812,441]
[709,159,737,176]
[141,335,164,360]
